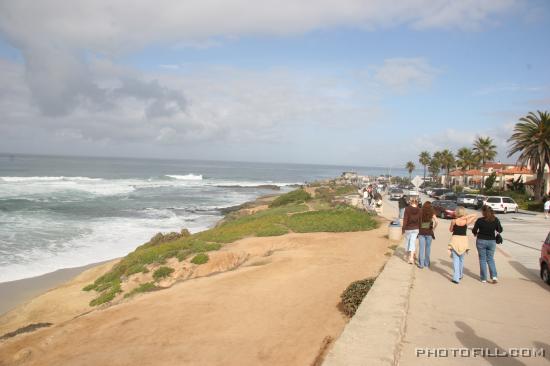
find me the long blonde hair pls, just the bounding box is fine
[455,206,466,218]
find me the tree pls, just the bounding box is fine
[405,161,415,182]
[473,136,497,190]
[485,172,497,191]
[507,110,550,201]
[439,149,455,188]
[418,151,431,185]
[428,157,441,182]
[456,147,479,187]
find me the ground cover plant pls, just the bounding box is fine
[340,277,377,317]
[83,185,378,306]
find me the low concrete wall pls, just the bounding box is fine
[323,248,414,366]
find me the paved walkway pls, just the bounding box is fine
[386,197,550,366]
[325,195,550,366]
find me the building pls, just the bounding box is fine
[446,163,534,191]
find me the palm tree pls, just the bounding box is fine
[418,151,431,185]
[507,110,550,201]
[405,161,415,182]
[429,156,441,182]
[473,136,497,189]
[456,147,475,186]
[439,149,455,188]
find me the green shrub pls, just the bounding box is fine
[288,208,378,233]
[269,189,311,208]
[126,263,147,276]
[153,266,175,281]
[82,283,96,292]
[340,278,376,317]
[527,202,544,212]
[191,253,209,265]
[123,282,158,299]
[89,280,121,306]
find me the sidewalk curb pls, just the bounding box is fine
[322,248,415,366]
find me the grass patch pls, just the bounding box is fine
[89,279,121,306]
[191,253,209,265]
[288,208,378,233]
[123,282,158,299]
[153,266,175,281]
[269,189,311,208]
[340,277,376,317]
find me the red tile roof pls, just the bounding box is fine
[499,167,532,175]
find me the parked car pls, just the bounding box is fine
[474,195,488,209]
[483,196,519,214]
[440,193,458,202]
[540,231,550,285]
[432,188,452,200]
[389,188,404,200]
[457,194,478,208]
[432,200,458,219]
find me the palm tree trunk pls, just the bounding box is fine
[535,169,544,201]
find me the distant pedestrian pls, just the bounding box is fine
[398,195,408,219]
[418,201,438,268]
[472,206,503,284]
[544,199,550,219]
[402,198,421,264]
[448,207,478,284]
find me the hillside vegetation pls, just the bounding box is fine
[83,182,377,306]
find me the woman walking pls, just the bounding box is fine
[418,201,438,268]
[448,207,477,284]
[472,206,503,284]
[402,198,421,264]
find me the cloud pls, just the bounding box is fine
[372,58,439,93]
[0,59,380,146]
[411,123,516,162]
[0,1,521,54]
[473,83,546,96]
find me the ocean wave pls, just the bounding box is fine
[165,174,203,180]
[0,210,221,283]
[0,176,103,182]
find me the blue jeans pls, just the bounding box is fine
[451,249,464,283]
[476,239,497,280]
[418,235,432,268]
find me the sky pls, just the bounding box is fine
[0,0,548,167]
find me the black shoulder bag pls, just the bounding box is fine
[495,218,503,244]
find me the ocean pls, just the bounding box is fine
[0,154,407,283]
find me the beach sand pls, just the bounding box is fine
[0,261,114,316]
[0,225,391,366]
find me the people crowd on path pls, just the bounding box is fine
[398,194,504,285]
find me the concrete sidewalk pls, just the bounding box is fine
[325,195,550,366]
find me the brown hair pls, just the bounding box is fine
[481,205,496,222]
[421,201,434,221]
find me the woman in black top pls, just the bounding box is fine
[472,206,503,284]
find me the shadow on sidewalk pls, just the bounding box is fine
[532,342,550,362]
[439,258,479,281]
[455,321,526,366]
[508,261,550,292]
[427,262,452,281]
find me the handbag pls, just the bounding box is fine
[495,218,503,244]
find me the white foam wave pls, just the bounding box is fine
[165,174,203,180]
[0,212,221,283]
[0,176,103,182]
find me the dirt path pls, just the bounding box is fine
[1,227,390,366]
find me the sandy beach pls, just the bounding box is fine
[0,261,113,316]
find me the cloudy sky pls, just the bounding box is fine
[0,0,548,166]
